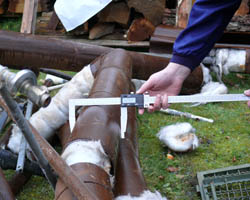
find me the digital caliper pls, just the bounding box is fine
[69,93,250,138]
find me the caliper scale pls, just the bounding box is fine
[69,93,250,138]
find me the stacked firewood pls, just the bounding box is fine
[1,0,250,42]
[0,0,54,14]
[227,0,250,32]
[35,0,166,42]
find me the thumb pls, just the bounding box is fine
[136,79,153,94]
[244,89,250,96]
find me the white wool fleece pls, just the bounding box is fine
[62,140,111,174]
[7,65,94,154]
[115,190,167,200]
[157,122,199,152]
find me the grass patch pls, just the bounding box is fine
[0,18,249,199]
[2,72,246,200]
[0,17,21,32]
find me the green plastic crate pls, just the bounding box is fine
[196,164,250,200]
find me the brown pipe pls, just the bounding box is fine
[67,49,132,166]
[245,49,250,74]
[114,107,148,197]
[8,172,32,196]
[0,93,98,200]
[0,168,15,200]
[0,30,203,94]
[29,123,98,200]
[114,139,147,197]
[55,49,133,200]
[0,30,166,76]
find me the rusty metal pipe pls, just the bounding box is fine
[0,30,164,76]
[114,106,148,197]
[0,89,99,200]
[0,30,203,94]
[55,49,133,200]
[8,172,32,196]
[0,168,15,200]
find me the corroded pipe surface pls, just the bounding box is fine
[0,30,203,94]
[114,139,147,197]
[246,49,250,74]
[56,49,133,200]
[0,168,15,200]
[8,172,32,196]
[0,93,97,200]
[29,124,98,200]
[114,106,147,197]
[67,49,132,167]
[55,163,113,200]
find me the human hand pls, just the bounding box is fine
[244,89,250,108]
[136,62,191,114]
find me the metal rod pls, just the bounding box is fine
[16,100,33,172]
[0,85,56,189]
[160,108,214,123]
[0,149,43,176]
[40,68,72,81]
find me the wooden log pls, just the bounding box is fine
[176,0,193,28]
[127,18,155,42]
[127,0,165,26]
[162,8,176,26]
[98,1,130,26]
[0,0,7,14]
[36,11,66,35]
[47,10,60,31]
[20,0,38,34]
[235,0,249,16]
[8,0,49,13]
[89,22,115,40]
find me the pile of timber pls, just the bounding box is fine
[1,0,250,44]
[36,0,166,42]
[0,0,54,15]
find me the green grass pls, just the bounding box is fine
[1,19,250,200]
[1,72,248,200]
[0,17,21,32]
[138,73,250,200]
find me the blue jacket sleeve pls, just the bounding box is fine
[170,0,242,71]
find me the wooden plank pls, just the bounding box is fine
[8,0,43,13]
[127,18,155,42]
[47,11,59,31]
[20,0,38,34]
[40,35,149,49]
[89,23,115,40]
[235,0,249,16]
[98,2,130,26]
[176,0,192,28]
[127,0,165,26]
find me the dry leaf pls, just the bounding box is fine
[166,167,179,172]
[167,153,174,160]
[176,174,185,179]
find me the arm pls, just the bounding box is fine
[137,0,242,113]
[171,0,242,71]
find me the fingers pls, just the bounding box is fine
[162,94,169,109]
[244,89,250,96]
[136,79,153,94]
[138,108,145,115]
[147,94,170,113]
[244,90,250,108]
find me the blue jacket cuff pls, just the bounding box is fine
[170,53,201,71]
